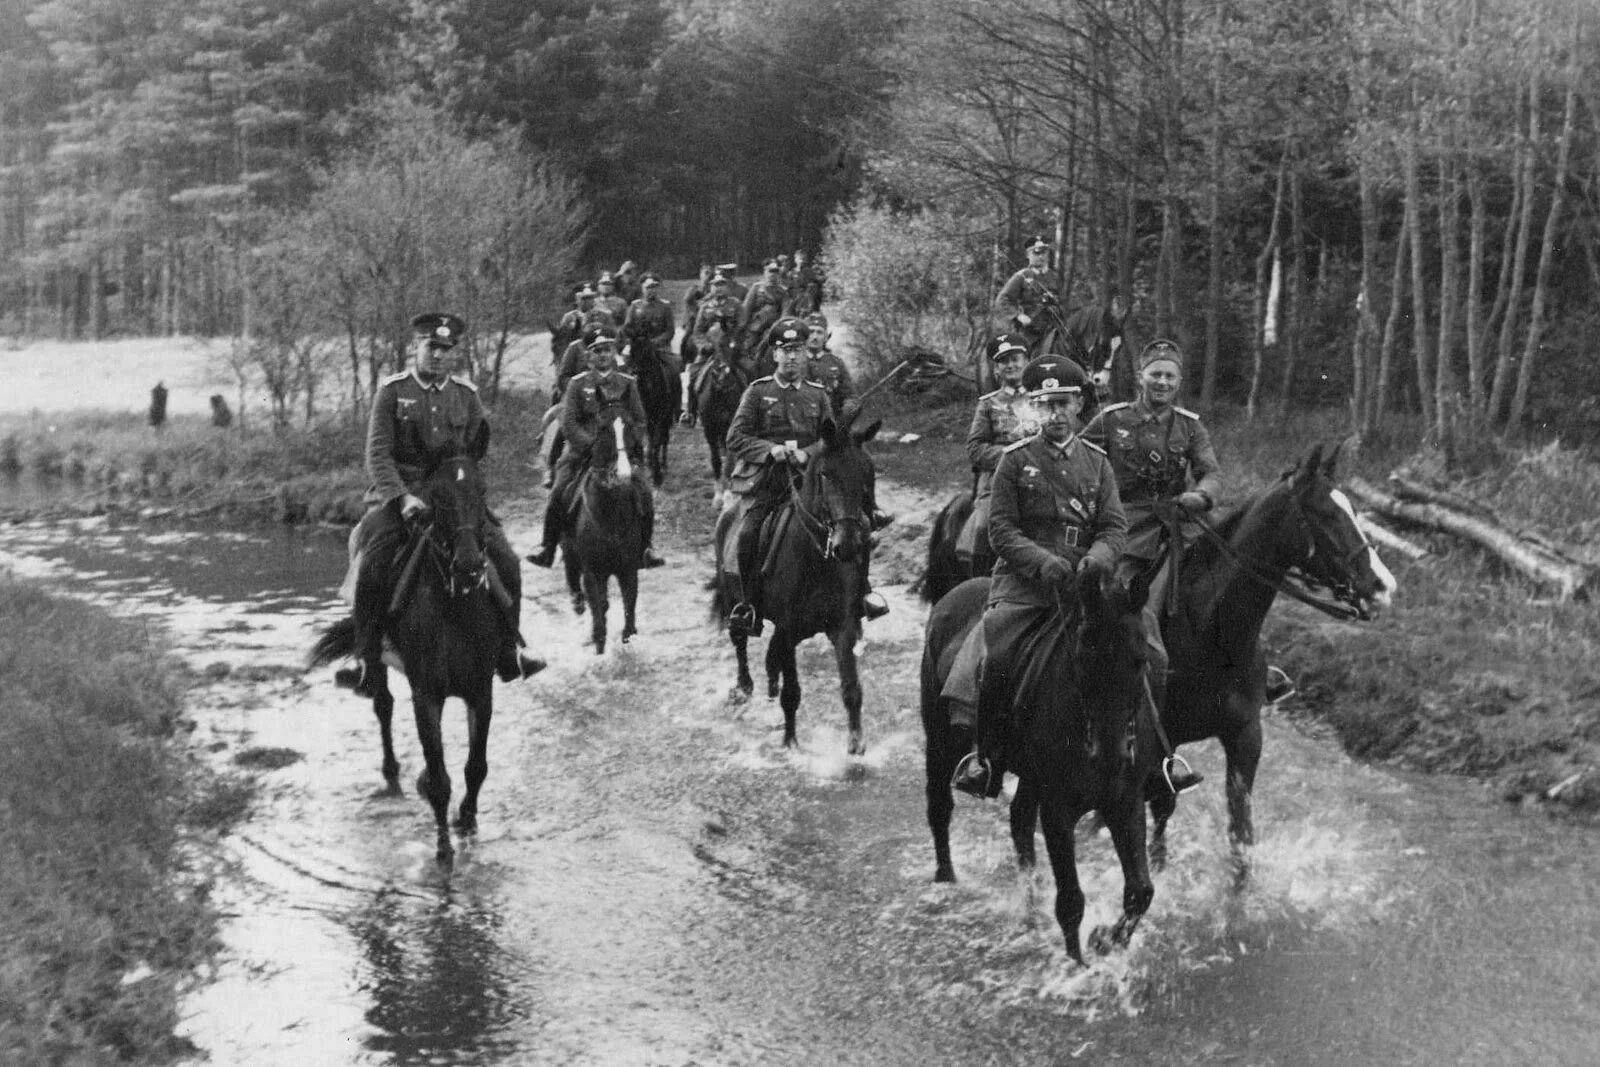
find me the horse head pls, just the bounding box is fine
[421,422,491,597]
[801,414,881,563]
[1281,443,1396,620]
[588,415,638,486]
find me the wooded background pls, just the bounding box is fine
[2,0,1598,448]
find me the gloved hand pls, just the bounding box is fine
[1039,556,1073,586]
[768,443,790,462]
[1177,491,1212,513]
[400,494,428,520]
[1016,313,1033,328]
[1077,554,1106,576]
[1090,368,1111,391]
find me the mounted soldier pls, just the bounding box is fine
[947,355,1126,798]
[614,260,643,305]
[681,270,747,426]
[739,259,790,364]
[956,332,1033,565]
[800,311,855,416]
[526,327,667,572]
[623,272,678,373]
[552,283,592,358]
[593,272,629,326]
[995,234,1064,358]
[1081,338,1222,793]
[340,312,542,697]
[789,249,824,315]
[722,318,888,635]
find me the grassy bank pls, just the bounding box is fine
[0,577,238,1062]
[864,383,1600,819]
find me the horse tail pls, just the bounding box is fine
[307,617,357,668]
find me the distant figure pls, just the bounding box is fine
[209,394,233,428]
[148,381,168,432]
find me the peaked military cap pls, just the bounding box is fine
[597,272,616,285]
[1024,234,1051,252]
[411,312,466,349]
[1138,338,1185,370]
[772,318,810,348]
[576,284,597,300]
[710,270,732,284]
[587,326,620,348]
[988,332,1030,361]
[640,272,661,285]
[1022,355,1087,398]
[802,311,829,331]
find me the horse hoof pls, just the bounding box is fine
[571,599,586,616]
[436,847,455,869]
[935,866,956,884]
[1087,925,1113,956]
[848,732,865,757]
[593,642,606,656]
[621,627,637,642]
[727,687,749,705]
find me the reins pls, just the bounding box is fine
[1175,502,1365,622]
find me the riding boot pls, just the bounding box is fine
[525,496,562,568]
[954,660,1009,799]
[544,434,565,490]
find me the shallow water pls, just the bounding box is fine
[1,490,1595,1066]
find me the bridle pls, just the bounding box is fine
[415,462,489,600]
[787,459,869,562]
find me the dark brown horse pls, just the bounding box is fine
[621,321,681,486]
[710,413,881,753]
[689,336,748,491]
[560,416,647,654]
[918,490,995,608]
[920,569,1156,963]
[309,432,512,865]
[1137,442,1393,865]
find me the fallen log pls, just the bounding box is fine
[1347,476,1596,601]
[1356,514,1428,560]
[1388,474,1588,564]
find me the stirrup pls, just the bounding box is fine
[727,601,758,634]
[1265,665,1297,704]
[335,662,382,698]
[862,591,890,620]
[1162,754,1203,795]
[498,651,547,683]
[525,545,556,568]
[951,750,992,798]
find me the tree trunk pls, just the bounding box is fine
[1508,35,1579,435]
[1247,155,1287,422]
[1435,154,1461,462]
[1347,477,1595,601]
[1404,110,1435,438]
[1278,164,1304,409]
[1489,69,1538,423]
[1377,220,1408,420]
[1203,0,1227,409]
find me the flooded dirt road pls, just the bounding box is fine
[2,474,1597,1066]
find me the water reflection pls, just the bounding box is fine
[352,889,541,1064]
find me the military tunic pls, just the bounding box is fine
[804,348,856,416]
[624,295,675,352]
[988,433,1126,607]
[553,339,591,400]
[966,385,1033,495]
[560,369,649,464]
[724,375,834,494]
[740,281,789,343]
[693,294,743,341]
[595,293,629,325]
[995,266,1063,337]
[1082,399,1221,561]
[365,369,486,506]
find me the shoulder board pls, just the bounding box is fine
[449,375,477,392]
[978,388,1002,400]
[1079,438,1106,455]
[1003,435,1039,453]
[1099,401,1131,414]
[802,379,825,389]
[752,375,776,385]
[614,371,636,382]
[381,370,410,385]
[1174,405,1201,420]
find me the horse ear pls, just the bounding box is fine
[1078,566,1107,616]
[1294,443,1324,487]
[470,420,491,462]
[853,419,882,446]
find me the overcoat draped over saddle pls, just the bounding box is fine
[723,376,834,494]
[1082,399,1220,561]
[364,369,486,506]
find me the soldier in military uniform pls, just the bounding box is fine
[681,271,746,425]
[994,234,1064,356]
[1082,338,1221,792]
[957,332,1033,563]
[615,260,643,304]
[949,356,1126,798]
[789,249,824,315]
[594,273,629,325]
[681,263,714,363]
[800,311,855,416]
[721,319,889,634]
[526,328,667,571]
[739,260,790,360]
[623,272,678,372]
[552,284,593,357]
[341,313,543,696]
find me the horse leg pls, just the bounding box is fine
[730,626,753,701]
[924,724,960,882]
[563,548,585,615]
[371,670,401,796]
[1148,788,1178,872]
[1222,713,1263,882]
[830,627,864,755]
[620,568,638,642]
[411,691,454,865]
[455,685,491,836]
[583,570,608,654]
[1089,790,1155,955]
[765,635,783,700]
[1037,793,1087,965]
[1009,778,1040,871]
[776,633,801,749]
